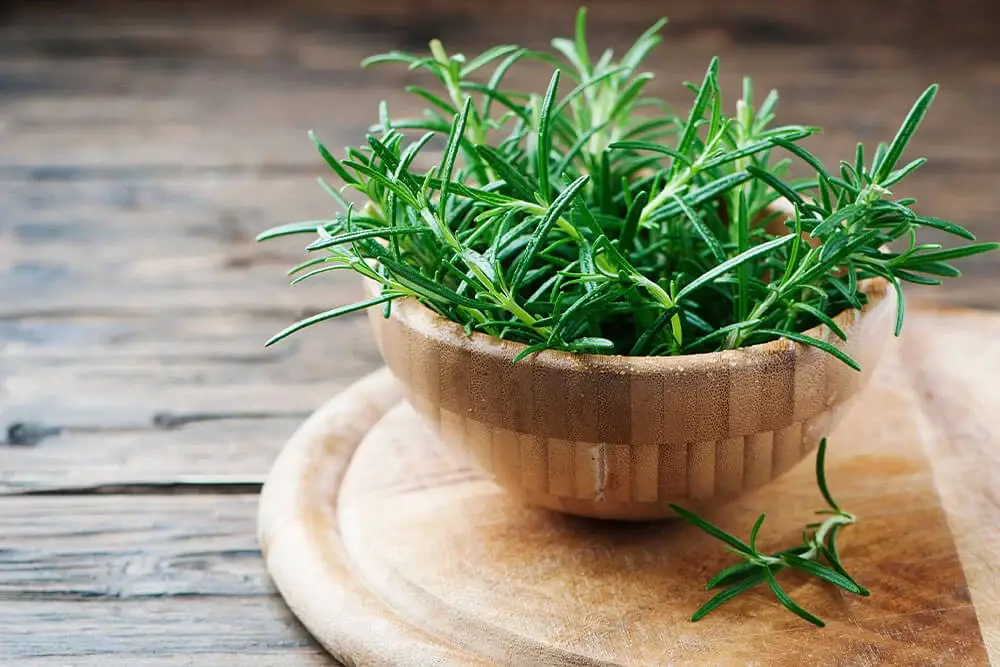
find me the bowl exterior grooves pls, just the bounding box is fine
[366,278,894,520]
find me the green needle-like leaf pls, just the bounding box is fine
[669,504,754,555]
[874,84,938,183]
[675,57,720,166]
[753,328,860,371]
[476,145,539,200]
[510,175,590,291]
[691,570,767,622]
[310,131,359,186]
[898,242,1000,266]
[608,140,692,165]
[536,69,562,202]
[736,189,751,322]
[822,524,859,587]
[673,194,726,264]
[782,556,869,596]
[438,97,474,216]
[682,319,763,352]
[790,302,847,341]
[305,226,431,251]
[814,438,839,511]
[676,235,795,302]
[764,568,826,627]
[909,216,977,241]
[265,294,397,347]
[460,45,521,77]
[256,219,339,242]
[341,160,419,208]
[700,129,814,171]
[705,562,760,591]
[620,190,649,251]
[749,513,766,552]
[881,157,927,187]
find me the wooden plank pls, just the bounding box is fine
[0,495,330,664]
[0,495,269,598]
[0,176,386,492]
[2,176,995,318]
[0,418,297,494]
[0,308,384,492]
[0,311,381,399]
[12,651,328,667]
[0,177,365,313]
[11,654,327,667]
[1,52,997,173]
[3,3,1000,174]
[1,599,329,667]
[4,0,999,65]
[0,180,384,493]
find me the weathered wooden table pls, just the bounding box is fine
[3,1,999,663]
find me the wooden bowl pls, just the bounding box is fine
[365,277,895,520]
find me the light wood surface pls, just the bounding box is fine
[259,310,999,666]
[369,277,895,519]
[4,0,1000,662]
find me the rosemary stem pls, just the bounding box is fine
[753,512,854,571]
[639,175,686,224]
[500,295,553,338]
[801,512,856,562]
[634,275,674,310]
[724,289,778,349]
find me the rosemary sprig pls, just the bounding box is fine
[258,8,998,363]
[669,438,868,627]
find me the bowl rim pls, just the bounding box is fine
[364,275,893,373]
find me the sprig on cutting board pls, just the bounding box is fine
[669,439,868,627]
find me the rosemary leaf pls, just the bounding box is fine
[691,572,767,622]
[765,568,826,628]
[669,504,754,556]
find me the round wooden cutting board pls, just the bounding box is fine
[257,310,998,667]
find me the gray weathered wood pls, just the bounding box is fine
[0,310,380,493]
[1,496,268,598]
[1,599,330,665]
[0,496,330,664]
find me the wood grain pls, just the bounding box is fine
[260,316,1000,665]
[0,307,381,493]
[0,599,329,666]
[900,313,1000,660]
[257,368,488,665]
[0,175,383,493]
[0,495,329,665]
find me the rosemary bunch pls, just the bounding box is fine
[258,8,997,367]
[671,439,866,627]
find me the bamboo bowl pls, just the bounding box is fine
[365,277,895,520]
